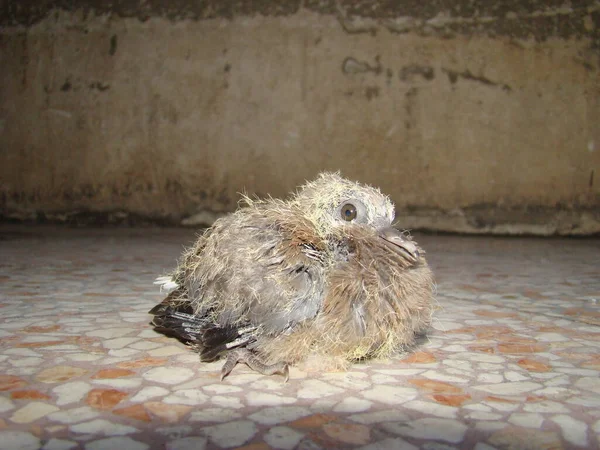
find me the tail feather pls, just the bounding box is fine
[154,276,179,293]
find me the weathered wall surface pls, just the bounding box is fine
[1,1,599,234]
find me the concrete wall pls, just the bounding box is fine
[1,1,599,234]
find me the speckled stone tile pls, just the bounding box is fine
[1,226,599,450]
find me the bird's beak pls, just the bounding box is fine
[378,227,420,263]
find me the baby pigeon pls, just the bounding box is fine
[150,172,434,380]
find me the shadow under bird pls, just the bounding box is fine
[149,172,435,380]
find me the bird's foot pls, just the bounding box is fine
[220,348,289,382]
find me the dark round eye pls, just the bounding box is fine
[341,203,357,221]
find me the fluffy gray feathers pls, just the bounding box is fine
[151,172,435,372]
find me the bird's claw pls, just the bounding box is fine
[220,363,235,381]
[220,348,289,382]
[281,364,290,383]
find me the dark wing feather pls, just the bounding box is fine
[149,292,208,342]
[149,297,255,361]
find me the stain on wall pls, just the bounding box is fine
[0,1,599,234]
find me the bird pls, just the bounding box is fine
[149,172,435,380]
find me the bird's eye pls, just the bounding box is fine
[341,203,357,221]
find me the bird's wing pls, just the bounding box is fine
[150,204,326,361]
[196,206,326,331]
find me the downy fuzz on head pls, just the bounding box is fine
[291,172,396,239]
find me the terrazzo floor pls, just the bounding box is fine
[0,225,599,450]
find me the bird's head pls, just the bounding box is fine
[292,172,420,262]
